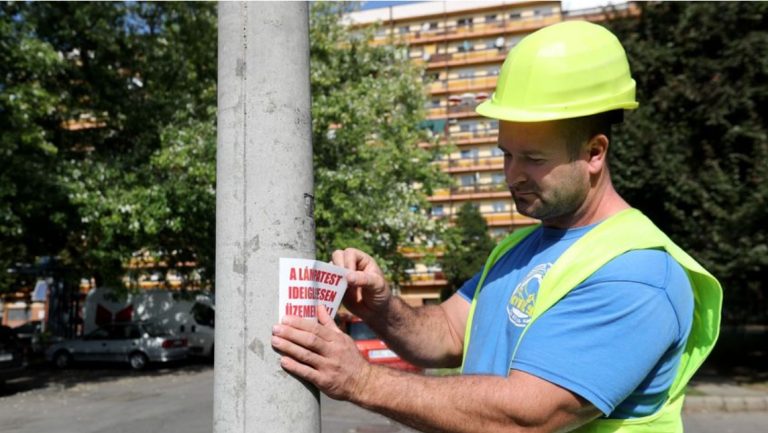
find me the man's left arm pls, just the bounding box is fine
[271,307,601,433]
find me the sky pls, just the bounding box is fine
[359,0,629,12]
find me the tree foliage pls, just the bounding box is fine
[310,2,448,284]
[441,203,495,300]
[606,2,768,323]
[0,3,67,289]
[1,2,218,288]
[3,2,446,291]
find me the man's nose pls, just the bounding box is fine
[504,158,526,187]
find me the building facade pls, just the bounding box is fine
[346,1,635,305]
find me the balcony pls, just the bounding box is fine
[483,211,538,227]
[426,94,490,120]
[428,76,497,95]
[424,48,508,69]
[401,270,447,289]
[399,245,445,259]
[391,14,562,46]
[451,181,507,194]
[446,127,498,141]
[430,182,509,203]
[434,155,503,173]
[420,128,500,149]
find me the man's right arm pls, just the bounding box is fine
[332,248,470,368]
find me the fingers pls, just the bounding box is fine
[272,333,324,368]
[279,355,321,383]
[331,248,378,273]
[317,304,341,332]
[331,248,359,271]
[346,270,384,289]
[278,316,336,344]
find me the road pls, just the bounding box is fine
[0,364,765,433]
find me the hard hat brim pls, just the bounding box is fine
[476,99,639,123]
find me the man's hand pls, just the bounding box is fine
[331,248,392,320]
[271,306,372,401]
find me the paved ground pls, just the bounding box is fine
[1,362,766,433]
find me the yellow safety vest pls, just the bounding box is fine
[461,208,722,432]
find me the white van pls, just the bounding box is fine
[83,288,215,358]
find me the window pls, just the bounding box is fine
[460,174,477,186]
[86,328,110,340]
[492,147,504,157]
[492,173,506,185]
[399,25,410,34]
[509,11,522,20]
[457,17,473,27]
[192,303,215,328]
[457,40,473,53]
[348,322,378,340]
[432,205,445,216]
[429,21,439,30]
[493,201,507,213]
[127,325,142,339]
[485,14,497,23]
[461,149,478,159]
[6,309,29,322]
[430,98,441,108]
[458,70,474,79]
[490,120,499,131]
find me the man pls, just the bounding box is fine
[271,21,722,432]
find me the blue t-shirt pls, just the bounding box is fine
[458,224,694,418]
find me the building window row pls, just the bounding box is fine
[429,200,511,218]
[375,5,560,40]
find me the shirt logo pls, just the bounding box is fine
[507,263,552,327]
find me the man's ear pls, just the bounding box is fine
[585,134,609,175]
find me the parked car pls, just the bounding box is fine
[45,322,188,370]
[13,320,44,355]
[0,326,27,384]
[84,288,215,359]
[339,314,421,373]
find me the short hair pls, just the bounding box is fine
[558,110,623,160]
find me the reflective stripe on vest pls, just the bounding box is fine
[461,208,722,432]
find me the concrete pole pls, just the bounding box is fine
[215,2,318,433]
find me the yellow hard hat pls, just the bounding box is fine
[476,20,638,122]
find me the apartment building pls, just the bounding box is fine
[346,1,636,305]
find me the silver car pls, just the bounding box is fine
[46,322,188,370]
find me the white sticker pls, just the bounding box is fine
[279,258,349,321]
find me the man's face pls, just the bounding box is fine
[498,120,590,226]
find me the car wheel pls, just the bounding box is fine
[53,351,72,369]
[129,352,148,371]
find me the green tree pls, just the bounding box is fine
[17,2,219,287]
[606,2,768,323]
[0,3,67,289]
[310,2,449,285]
[4,2,445,293]
[441,203,495,300]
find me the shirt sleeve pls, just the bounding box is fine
[509,250,690,416]
[457,271,483,302]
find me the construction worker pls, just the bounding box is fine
[272,21,722,432]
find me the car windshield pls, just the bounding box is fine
[141,323,170,337]
[348,322,378,340]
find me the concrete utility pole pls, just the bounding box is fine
[215,3,318,433]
